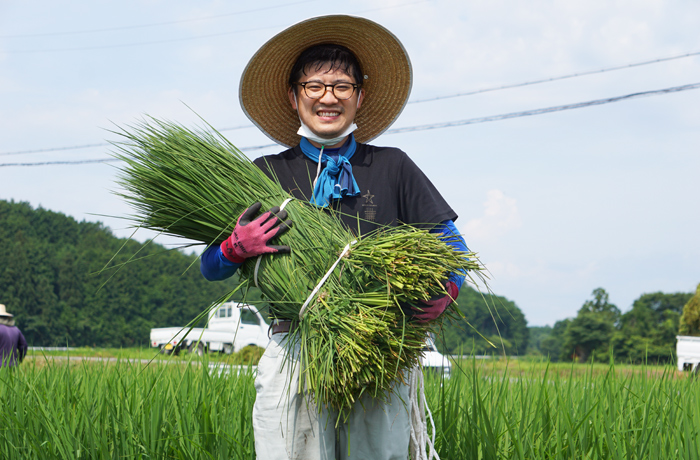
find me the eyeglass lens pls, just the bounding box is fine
[301,83,356,100]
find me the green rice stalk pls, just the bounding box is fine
[111,117,484,418]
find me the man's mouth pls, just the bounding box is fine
[317,111,341,117]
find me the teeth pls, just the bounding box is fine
[319,111,339,117]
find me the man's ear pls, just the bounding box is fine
[288,87,298,110]
[357,88,365,109]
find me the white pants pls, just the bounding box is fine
[252,333,411,460]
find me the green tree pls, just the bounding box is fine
[439,286,528,356]
[679,283,700,336]
[526,325,552,355]
[563,288,620,362]
[538,319,571,362]
[611,290,693,363]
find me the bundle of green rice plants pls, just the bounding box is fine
[112,117,483,418]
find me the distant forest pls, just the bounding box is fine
[0,199,235,347]
[5,198,694,362]
[0,199,529,351]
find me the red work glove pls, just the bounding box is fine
[410,281,459,322]
[220,202,292,263]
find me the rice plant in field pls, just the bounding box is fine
[0,359,256,460]
[424,360,700,460]
[3,358,700,459]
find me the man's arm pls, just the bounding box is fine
[200,245,242,281]
[17,329,28,362]
[406,219,468,322]
[200,202,292,281]
[430,219,468,289]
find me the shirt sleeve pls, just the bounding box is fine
[430,220,469,289]
[396,152,457,229]
[200,245,242,281]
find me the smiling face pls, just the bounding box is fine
[288,62,364,148]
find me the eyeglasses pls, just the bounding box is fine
[296,81,360,100]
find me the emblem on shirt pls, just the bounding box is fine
[362,190,377,221]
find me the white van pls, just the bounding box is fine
[422,336,452,377]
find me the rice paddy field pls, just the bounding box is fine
[2,352,700,459]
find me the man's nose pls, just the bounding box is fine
[318,87,339,103]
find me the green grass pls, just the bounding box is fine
[2,355,699,459]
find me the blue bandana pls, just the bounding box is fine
[299,135,361,207]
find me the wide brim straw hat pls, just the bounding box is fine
[0,304,13,317]
[240,15,412,148]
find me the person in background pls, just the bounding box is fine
[0,303,28,368]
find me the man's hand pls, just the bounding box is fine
[220,202,292,263]
[405,281,459,322]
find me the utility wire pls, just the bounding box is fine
[389,82,700,134]
[409,50,700,104]
[3,48,698,157]
[0,0,320,38]
[0,142,278,167]
[0,125,253,157]
[5,0,432,54]
[2,81,697,168]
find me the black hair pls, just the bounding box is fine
[288,44,363,93]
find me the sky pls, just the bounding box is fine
[1,0,698,326]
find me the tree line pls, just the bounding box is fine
[529,286,699,363]
[0,199,530,351]
[0,199,236,347]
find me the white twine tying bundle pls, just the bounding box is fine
[250,196,439,459]
[409,366,441,460]
[254,198,294,288]
[298,239,357,320]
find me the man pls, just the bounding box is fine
[201,15,467,460]
[0,304,28,368]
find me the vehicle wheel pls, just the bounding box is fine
[188,341,205,356]
[160,344,174,355]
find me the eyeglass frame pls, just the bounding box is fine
[295,81,362,100]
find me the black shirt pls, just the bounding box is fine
[253,142,457,236]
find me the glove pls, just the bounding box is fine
[403,281,459,323]
[220,202,292,263]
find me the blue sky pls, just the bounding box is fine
[1,0,698,326]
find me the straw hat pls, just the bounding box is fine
[240,15,412,148]
[0,304,12,317]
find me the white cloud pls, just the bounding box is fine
[462,189,521,242]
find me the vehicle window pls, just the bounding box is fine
[217,308,226,318]
[227,307,232,317]
[240,309,260,325]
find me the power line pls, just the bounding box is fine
[5,0,432,54]
[0,0,320,39]
[2,81,697,168]
[0,143,110,157]
[0,159,117,167]
[0,125,253,157]
[389,82,700,134]
[408,50,700,104]
[4,47,698,157]
[0,142,278,167]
